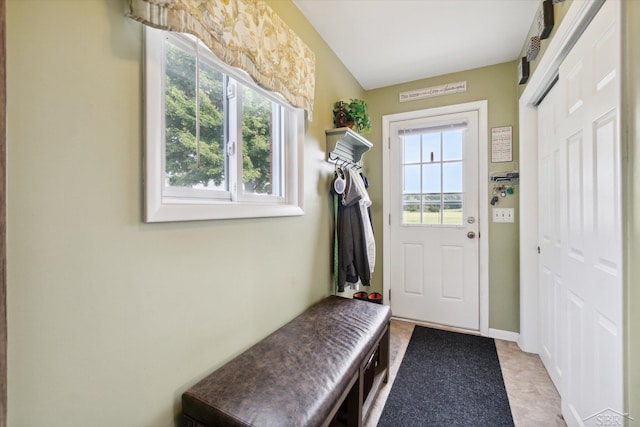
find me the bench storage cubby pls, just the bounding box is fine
[181,296,391,427]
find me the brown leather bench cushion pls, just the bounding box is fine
[182,296,391,427]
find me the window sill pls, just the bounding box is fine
[145,200,304,222]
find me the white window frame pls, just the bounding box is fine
[143,26,304,222]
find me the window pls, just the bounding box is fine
[143,27,304,222]
[401,125,465,225]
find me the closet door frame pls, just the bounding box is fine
[1,0,7,424]
[517,0,606,353]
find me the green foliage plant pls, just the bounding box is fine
[332,98,371,133]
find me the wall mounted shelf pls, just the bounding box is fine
[326,127,372,164]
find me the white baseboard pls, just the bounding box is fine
[489,328,520,342]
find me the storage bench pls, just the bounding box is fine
[181,296,391,427]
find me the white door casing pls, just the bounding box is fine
[382,101,488,334]
[537,82,564,392]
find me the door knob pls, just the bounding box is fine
[467,231,476,239]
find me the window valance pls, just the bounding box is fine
[127,0,315,118]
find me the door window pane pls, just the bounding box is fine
[403,195,421,224]
[443,129,463,161]
[443,162,463,193]
[422,163,440,193]
[444,193,462,203]
[422,132,441,162]
[423,194,441,225]
[404,165,421,193]
[404,134,421,163]
[443,196,463,225]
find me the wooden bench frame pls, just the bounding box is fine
[325,322,389,426]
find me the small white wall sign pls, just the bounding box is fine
[491,126,513,163]
[399,81,467,103]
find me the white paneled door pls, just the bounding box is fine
[537,1,623,425]
[389,109,480,330]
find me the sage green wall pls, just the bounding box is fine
[364,62,520,332]
[6,0,361,425]
[624,1,640,424]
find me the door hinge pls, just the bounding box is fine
[389,289,391,303]
[388,137,391,150]
[538,246,541,254]
[389,214,391,225]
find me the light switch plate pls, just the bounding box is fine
[493,208,515,223]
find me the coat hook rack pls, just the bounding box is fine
[326,127,372,165]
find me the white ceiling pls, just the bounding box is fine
[292,0,541,90]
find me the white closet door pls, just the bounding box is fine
[539,1,623,425]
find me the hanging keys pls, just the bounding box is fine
[491,186,499,205]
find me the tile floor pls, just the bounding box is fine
[364,319,566,427]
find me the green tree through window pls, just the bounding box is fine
[165,42,225,189]
[164,39,278,195]
[242,86,275,195]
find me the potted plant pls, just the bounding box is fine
[333,98,371,134]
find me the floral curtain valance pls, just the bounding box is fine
[127,0,316,118]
